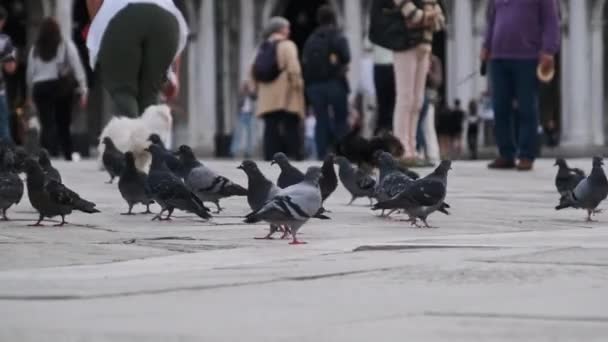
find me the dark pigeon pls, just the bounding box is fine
[556,156,608,221]
[373,150,419,180]
[146,144,211,221]
[238,160,285,240]
[272,152,304,189]
[118,152,154,215]
[23,159,99,226]
[334,156,376,205]
[554,158,586,198]
[102,137,126,184]
[320,153,338,203]
[372,160,452,228]
[148,134,183,176]
[0,149,24,220]
[244,167,325,245]
[38,149,61,183]
[177,145,247,213]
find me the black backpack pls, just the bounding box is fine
[252,40,282,83]
[302,29,339,84]
[369,0,422,51]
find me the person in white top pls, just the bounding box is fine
[26,18,88,161]
[86,0,188,117]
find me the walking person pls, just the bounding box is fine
[447,99,465,158]
[302,5,351,160]
[251,17,305,161]
[26,18,88,161]
[86,0,189,117]
[482,0,560,171]
[0,6,17,143]
[372,44,395,134]
[467,100,481,160]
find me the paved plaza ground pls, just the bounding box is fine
[1,158,607,341]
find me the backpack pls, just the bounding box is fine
[368,0,422,51]
[252,40,282,83]
[302,28,340,84]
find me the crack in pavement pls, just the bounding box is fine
[353,245,505,252]
[423,311,608,323]
[0,267,399,302]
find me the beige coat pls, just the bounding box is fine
[251,38,305,119]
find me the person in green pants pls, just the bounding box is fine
[86,0,188,117]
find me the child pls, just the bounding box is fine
[230,81,256,158]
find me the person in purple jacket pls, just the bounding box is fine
[482,0,560,171]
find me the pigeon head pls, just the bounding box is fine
[376,152,396,169]
[22,158,42,175]
[324,153,335,163]
[102,137,115,147]
[304,166,323,184]
[271,152,288,166]
[592,156,604,167]
[176,145,195,159]
[148,134,162,144]
[1,148,14,169]
[435,160,453,174]
[12,147,28,173]
[124,151,136,167]
[38,149,51,167]
[554,158,567,167]
[238,159,258,172]
[145,143,163,155]
[372,150,384,162]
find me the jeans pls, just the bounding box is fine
[230,111,255,158]
[490,59,539,160]
[262,110,301,161]
[33,80,75,160]
[373,64,395,133]
[416,96,429,151]
[306,79,349,160]
[0,94,11,142]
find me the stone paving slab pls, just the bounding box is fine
[0,158,607,341]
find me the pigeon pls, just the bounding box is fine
[238,160,286,240]
[372,160,452,228]
[272,152,304,189]
[148,134,183,176]
[556,156,608,221]
[101,136,126,184]
[176,145,247,213]
[0,149,24,220]
[38,149,61,183]
[334,156,376,205]
[320,153,338,203]
[146,144,211,221]
[373,150,419,180]
[118,152,154,215]
[554,158,586,198]
[375,152,415,203]
[22,159,99,226]
[244,166,325,245]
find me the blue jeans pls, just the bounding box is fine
[230,111,255,158]
[0,94,11,142]
[490,59,539,160]
[416,96,429,151]
[306,80,349,160]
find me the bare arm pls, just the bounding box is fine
[86,0,104,20]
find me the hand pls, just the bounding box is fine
[163,78,180,101]
[480,48,490,62]
[79,94,88,109]
[3,60,17,74]
[423,8,438,27]
[539,53,554,74]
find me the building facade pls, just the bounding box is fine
[6,0,608,154]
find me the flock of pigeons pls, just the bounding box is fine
[1,135,607,245]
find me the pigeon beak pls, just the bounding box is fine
[236,165,243,170]
[270,161,276,166]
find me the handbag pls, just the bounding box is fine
[56,43,79,97]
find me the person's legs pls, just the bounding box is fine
[416,96,429,152]
[374,64,395,133]
[263,112,281,161]
[55,93,74,160]
[490,59,516,162]
[513,60,540,161]
[230,112,245,157]
[327,79,349,155]
[282,112,302,160]
[307,84,330,159]
[33,82,59,155]
[410,46,431,158]
[423,103,441,164]
[138,4,180,112]
[0,94,11,142]
[393,48,420,159]
[243,112,255,158]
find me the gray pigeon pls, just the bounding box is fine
[554,158,586,198]
[118,152,154,215]
[556,156,608,221]
[238,160,286,240]
[272,152,304,189]
[372,160,452,228]
[38,149,61,183]
[146,144,211,221]
[372,150,419,180]
[177,145,247,213]
[148,134,183,176]
[334,156,376,205]
[320,153,338,203]
[102,137,125,184]
[375,152,414,203]
[244,166,325,245]
[0,149,24,220]
[23,159,99,226]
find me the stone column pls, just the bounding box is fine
[55,0,73,38]
[343,0,362,93]
[564,0,592,146]
[239,0,256,81]
[589,0,606,145]
[447,0,474,106]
